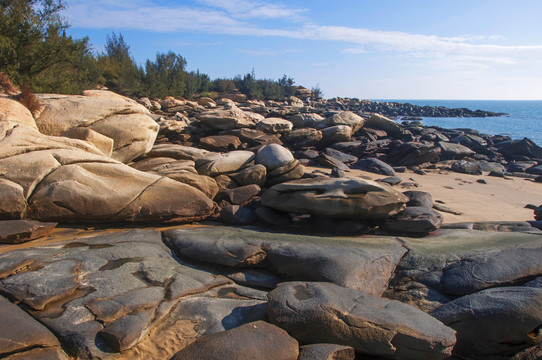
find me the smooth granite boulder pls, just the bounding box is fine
[322,111,365,132]
[196,151,255,176]
[164,226,407,295]
[268,282,456,360]
[197,104,256,130]
[0,97,39,130]
[261,177,409,219]
[35,91,158,163]
[170,321,299,360]
[255,143,295,170]
[60,127,114,157]
[431,287,542,359]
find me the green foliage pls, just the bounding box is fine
[0,0,97,92]
[311,84,323,100]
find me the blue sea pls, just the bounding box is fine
[376,100,542,146]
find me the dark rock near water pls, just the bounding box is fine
[451,160,482,175]
[353,157,395,176]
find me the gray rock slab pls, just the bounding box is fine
[431,286,542,359]
[298,344,355,360]
[164,226,407,296]
[268,281,456,360]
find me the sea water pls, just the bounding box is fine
[377,100,542,146]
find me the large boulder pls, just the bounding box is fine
[35,91,158,163]
[364,114,402,136]
[431,287,542,359]
[495,138,542,159]
[196,151,255,177]
[268,282,456,360]
[197,104,256,130]
[437,142,475,160]
[0,97,39,130]
[255,117,293,134]
[387,142,441,166]
[322,111,364,132]
[261,177,408,219]
[170,321,299,360]
[0,122,215,223]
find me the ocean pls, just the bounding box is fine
[376,100,542,146]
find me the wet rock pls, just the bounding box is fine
[170,321,299,360]
[451,160,482,175]
[0,219,57,244]
[268,282,456,360]
[298,344,355,360]
[261,177,408,219]
[353,157,395,176]
[431,287,542,359]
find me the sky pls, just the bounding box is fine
[63,0,542,100]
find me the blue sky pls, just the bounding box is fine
[63,0,542,100]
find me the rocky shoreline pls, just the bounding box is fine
[0,91,541,360]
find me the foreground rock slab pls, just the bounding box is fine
[0,219,57,244]
[170,321,298,360]
[268,281,456,360]
[261,177,408,219]
[164,226,407,295]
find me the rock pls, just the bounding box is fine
[378,176,402,186]
[0,125,215,223]
[322,111,365,132]
[431,287,542,359]
[0,179,26,219]
[60,127,114,157]
[199,135,242,152]
[289,113,324,128]
[433,203,463,215]
[324,148,358,165]
[196,151,255,176]
[507,161,536,173]
[198,96,217,107]
[131,157,196,173]
[35,91,158,163]
[255,206,293,227]
[225,128,281,146]
[316,153,349,171]
[527,165,542,175]
[255,117,293,134]
[170,321,299,360]
[217,184,261,205]
[495,138,542,159]
[196,104,256,130]
[383,206,443,235]
[281,128,323,148]
[387,142,441,166]
[220,205,257,225]
[298,344,355,360]
[353,157,395,176]
[0,97,39,130]
[261,177,408,219]
[164,226,407,295]
[320,125,352,145]
[265,162,305,186]
[451,160,483,175]
[510,344,542,360]
[146,143,210,161]
[0,229,230,359]
[255,144,295,171]
[229,164,267,187]
[160,172,219,199]
[268,282,456,360]
[364,113,402,136]
[0,219,57,244]
[0,295,64,357]
[403,190,433,208]
[437,141,475,160]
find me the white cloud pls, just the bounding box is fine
[64,0,542,69]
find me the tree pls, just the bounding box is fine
[311,84,324,100]
[141,51,187,98]
[0,0,95,91]
[278,74,295,97]
[97,32,140,95]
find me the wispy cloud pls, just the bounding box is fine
[237,48,278,56]
[64,0,542,69]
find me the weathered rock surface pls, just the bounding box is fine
[383,206,443,234]
[261,177,408,219]
[431,287,542,359]
[0,219,57,244]
[164,226,407,295]
[170,321,299,360]
[255,117,293,134]
[298,343,355,360]
[197,104,256,130]
[268,281,456,360]
[35,91,158,163]
[196,150,254,176]
[364,113,402,135]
